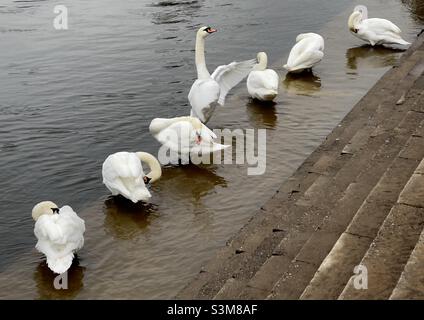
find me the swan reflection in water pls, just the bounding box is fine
[103,164,226,235]
[283,72,322,96]
[103,196,158,240]
[157,164,227,204]
[346,45,404,70]
[33,259,85,300]
[245,99,278,129]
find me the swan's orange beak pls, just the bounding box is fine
[208,28,217,33]
[195,134,202,145]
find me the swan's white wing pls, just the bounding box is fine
[247,71,264,93]
[247,70,279,91]
[34,215,63,245]
[363,18,401,35]
[201,123,217,139]
[188,79,220,122]
[191,122,229,155]
[191,141,230,155]
[192,128,230,155]
[102,152,143,180]
[102,152,151,202]
[149,117,175,136]
[56,206,85,251]
[285,36,324,71]
[286,49,323,71]
[153,120,195,155]
[247,69,279,100]
[211,59,256,105]
[151,118,225,156]
[34,206,85,274]
[359,18,410,45]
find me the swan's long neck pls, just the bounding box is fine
[354,5,368,19]
[348,11,362,31]
[195,34,210,79]
[136,152,162,183]
[254,53,268,71]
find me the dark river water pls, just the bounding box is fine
[0,0,422,299]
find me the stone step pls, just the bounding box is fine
[270,115,424,300]
[214,77,424,300]
[177,35,424,300]
[238,71,424,299]
[300,123,424,300]
[339,160,424,299]
[390,226,424,299]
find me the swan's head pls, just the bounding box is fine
[32,201,59,221]
[348,11,363,33]
[197,26,217,38]
[136,152,162,184]
[189,117,203,145]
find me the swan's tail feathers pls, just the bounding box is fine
[47,254,74,274]
[383,37,411,48]
[212,143,230,152]
[191,142,230,155]
[396,38,411,46]
[130,188,152,203]
[262,90,278,101]
[253,89,278,101]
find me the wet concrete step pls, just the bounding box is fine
[177,34,424,300]
[390,225,424,299]
[339,160,424,299]
[228,62,424,299]
[300,121,424,300]
[270,114,424,300]
[213,69,424,300]
[390,160,424,300]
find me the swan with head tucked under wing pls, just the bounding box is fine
[102,151,162,203]
[284,33,325,73]
[188,26,256,123]
[348,5,410,47]
[247,52,279,102]
[149,116,229,158]
[32,201,85,274]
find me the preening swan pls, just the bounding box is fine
[102,151,162,203]
[284,33,325,73]
[348,5,410,47]
[32,201,85,274]
[247,52,279,101]
[189,26,256,123]
[149,116,229,157]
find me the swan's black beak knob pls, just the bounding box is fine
[51,208,59,214]
[143,176,152,184]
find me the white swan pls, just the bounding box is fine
[247,52,279,101]
[189,26,256,123]
[149,116,229,157]
[348,5,410,47]
[284,33,325,73]
[102,151,162,203]
[32,201,85,274]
